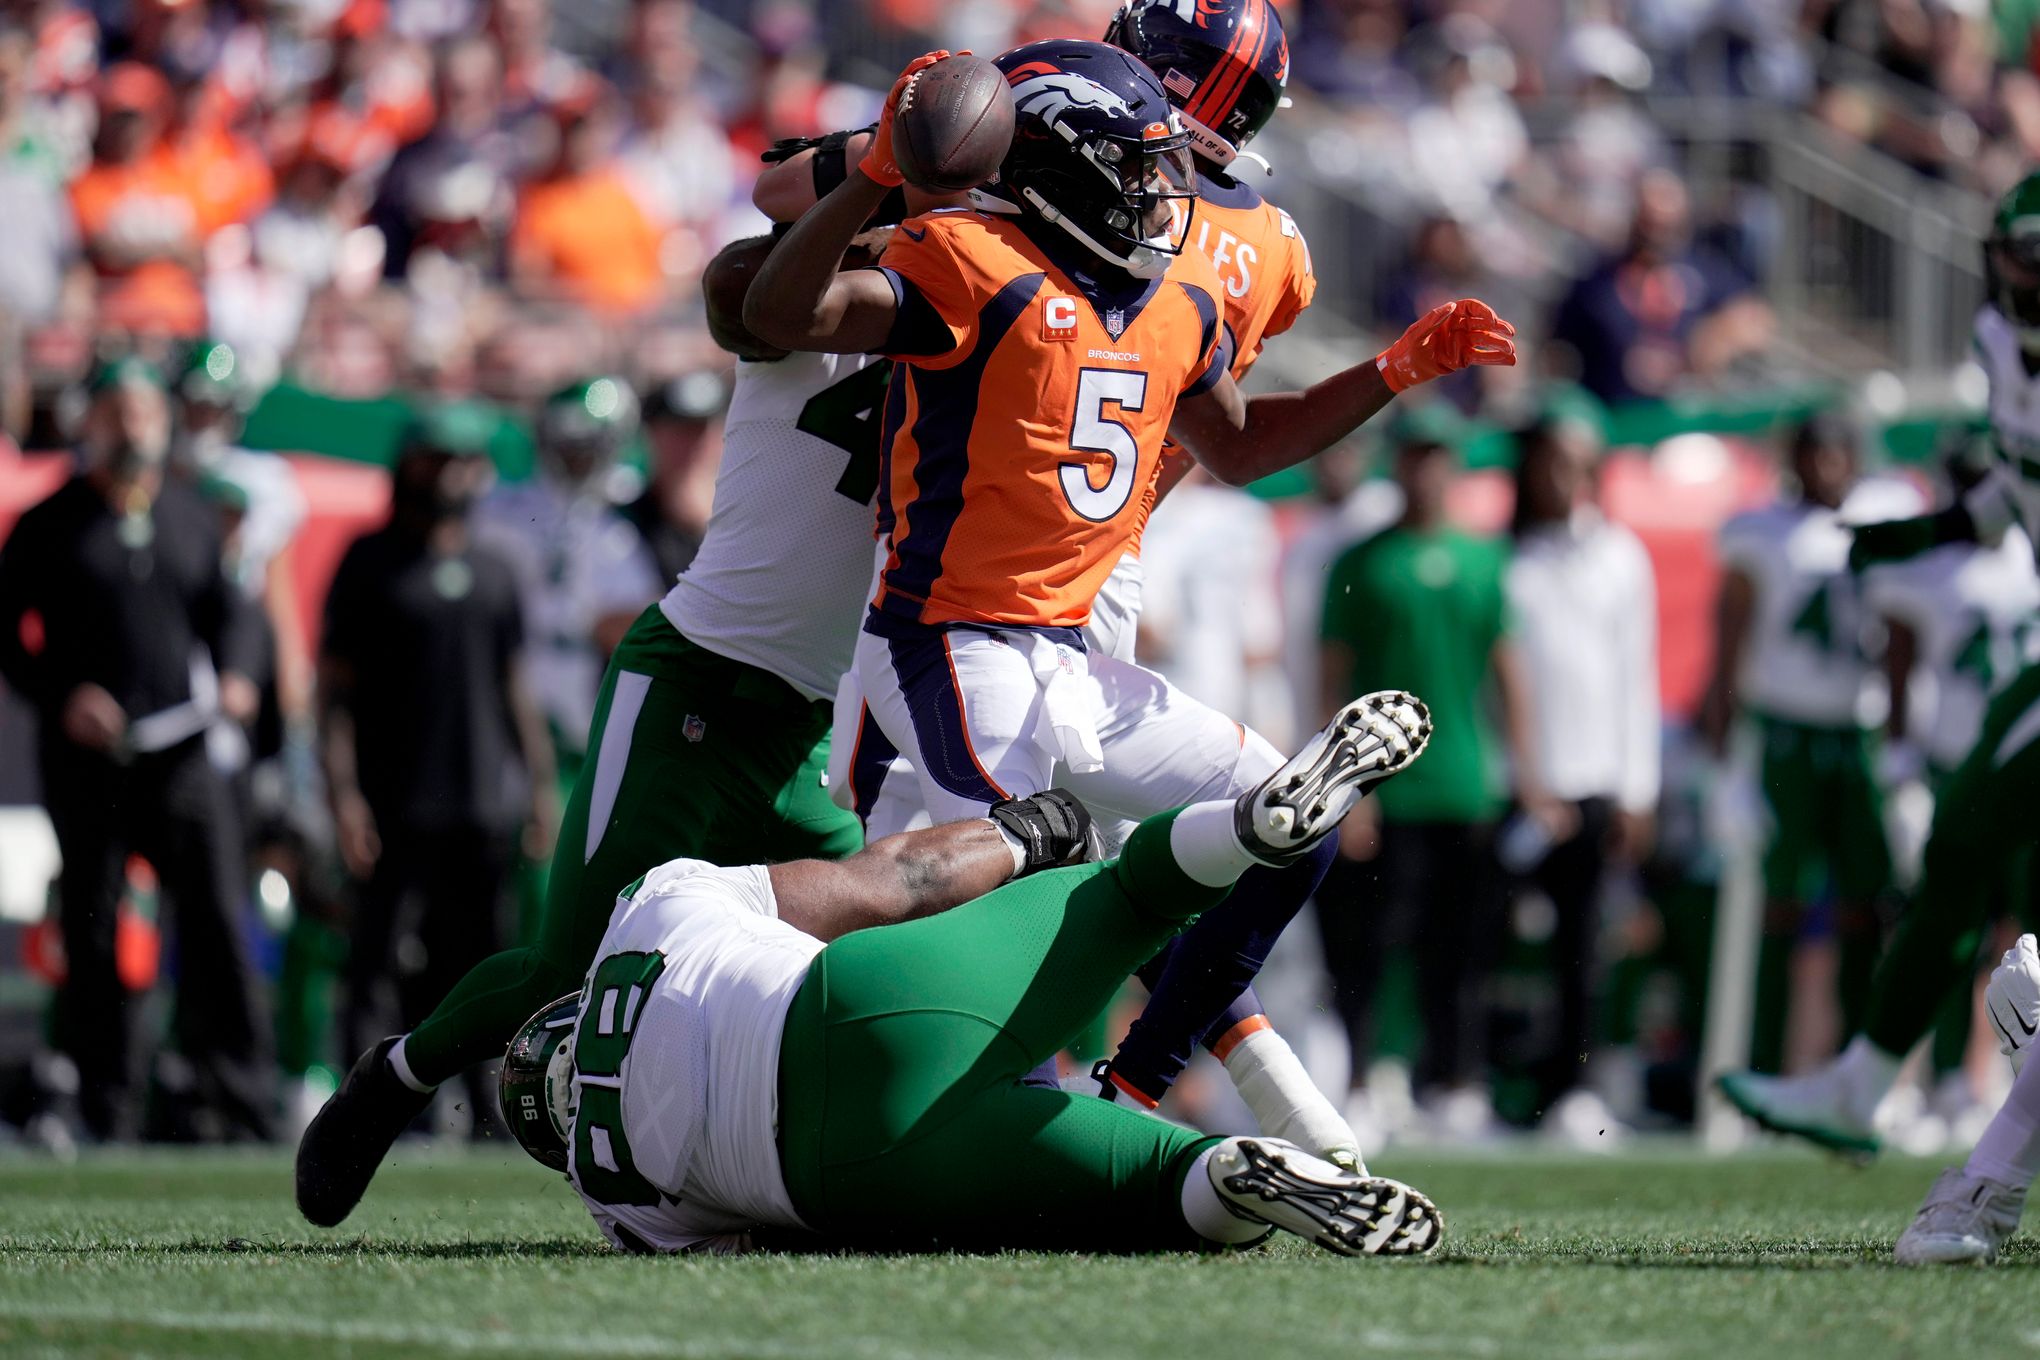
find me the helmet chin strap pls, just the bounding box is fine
[1021,184,1172,279]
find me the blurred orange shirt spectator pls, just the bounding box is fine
[510,165,665,313]
[509,82,665,314]
[70,63,206,336]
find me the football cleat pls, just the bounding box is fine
[1987,934,2040,1076]
[1208,1137,1441,1257]
[1235,691,1430,862]
[1715,1066,1881,1159]
[295,1036,434,1227]
[1895,1167,2026,1264]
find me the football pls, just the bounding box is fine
[892,53,1015,193]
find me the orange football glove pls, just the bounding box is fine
[1373,299,1518,394]
[858,50,961,188]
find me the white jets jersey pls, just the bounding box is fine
[1965,307,2040,552]
[1719,478,1922,728]
[476,479,663,747]
[661,351,892,703]
[1864,528,2040,770]
[569,858,821,1254]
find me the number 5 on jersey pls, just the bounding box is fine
[1062,368,1149,522]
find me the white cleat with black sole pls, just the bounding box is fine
[1208,1136,1443,1257]
[1238,691,1431,862]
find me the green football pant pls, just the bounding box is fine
[404,607,864,1086]
[778,809,1227,1253]
[1749,715,1891,1073]
[1866,661,2040,1060]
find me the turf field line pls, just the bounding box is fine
[0,1302,946,1359]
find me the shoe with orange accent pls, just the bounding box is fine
[1208,1137,1441,1257]
[1236,690,1430,862]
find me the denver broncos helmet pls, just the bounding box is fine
[980,40,1198,280]
[1104,0,1289,170]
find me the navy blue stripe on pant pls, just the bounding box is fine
[883,627,1009,805]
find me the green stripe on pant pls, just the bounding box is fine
[776,810,1228,1253]
[402,606,865,1087]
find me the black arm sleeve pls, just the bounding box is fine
[1848,503,1977,571]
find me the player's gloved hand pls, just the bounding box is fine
[859,50,961,187]
[1373,298,1518,393]
[989,788,1097,877]
[1988,934,2040,1076]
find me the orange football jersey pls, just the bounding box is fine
[871,209,1231,630]
[1130,170,1317,544]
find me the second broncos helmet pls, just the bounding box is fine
[979,41,1198,280]
[1105,0,1289,171]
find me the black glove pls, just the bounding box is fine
[988,789,1096,877]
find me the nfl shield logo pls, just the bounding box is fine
[1104,307,1127,339]
[683,715,706,743]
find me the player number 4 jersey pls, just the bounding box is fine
[660,350,896,703]
[870,209,1231,631]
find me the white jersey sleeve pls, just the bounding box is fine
[660,351,894,703]
[1972,306,2040,546]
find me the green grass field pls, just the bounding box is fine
[0,1145,2033,1359]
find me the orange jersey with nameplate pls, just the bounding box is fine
[870,208,1231,629]
[1132,172,1317,545]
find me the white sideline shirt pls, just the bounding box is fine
[1506,509,1661,812]
[569,859,822,1254]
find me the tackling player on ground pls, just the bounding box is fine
[502,693,1442,1257]
[295,185,913,1229]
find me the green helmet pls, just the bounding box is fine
[536,376,640,487]
[1987,172,2040,344]
[500,992,582,1173]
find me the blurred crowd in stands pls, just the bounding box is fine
[0,0,2030,1153]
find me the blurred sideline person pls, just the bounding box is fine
[625,369,728,585]
[476,377,663,785]
[319,404,557,1138]
[0,358,272,1142]
[1700,415,1917,1075]
[504,699,1442,1258]
[1504,405,1660,1142]
[1317,412,1546,1142]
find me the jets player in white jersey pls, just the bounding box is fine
[1865,440,2040,1134]
[497,699,1444,1258]
[1711,173,2040,1263]
[297,149,917,1226]
[1699,413,1920,1078]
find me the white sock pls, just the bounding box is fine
[1168,801,1261,888]
[1967,1047,2040,1190]
[386,1036,435,1095]
[1834,1034,1903,1122]
[1179,1144,1267,1244]
[1222,1026,1364,1172]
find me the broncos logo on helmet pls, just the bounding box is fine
[1006,64,1138,125]
[979,41,1198,280]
